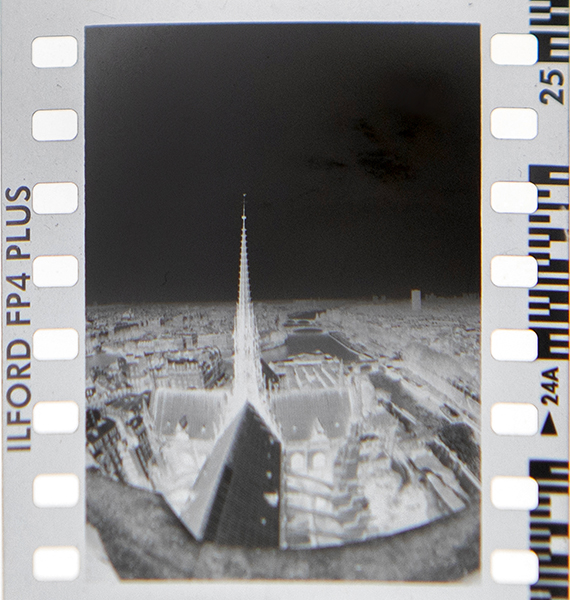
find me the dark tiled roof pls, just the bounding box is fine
[180,403,281,548]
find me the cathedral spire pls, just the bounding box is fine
[232,195,263,407]
[230,196,280,439]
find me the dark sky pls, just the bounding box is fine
[85,23,480,305]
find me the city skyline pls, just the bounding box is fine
[85,182,481,572]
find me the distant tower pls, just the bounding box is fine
[411,289,421,311]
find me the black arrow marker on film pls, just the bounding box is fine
[540,412,557,436]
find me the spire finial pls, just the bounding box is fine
[242,193,246,221]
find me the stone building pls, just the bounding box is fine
[86,411,125,483]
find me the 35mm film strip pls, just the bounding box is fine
[1,1,568,599]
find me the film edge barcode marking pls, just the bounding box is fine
[529,0,570,64]
[529,460,570,600]
[527,165,570,362]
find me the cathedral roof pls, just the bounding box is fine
[152,388,226,438]
[271,388,351,442]
[179,402,281,547]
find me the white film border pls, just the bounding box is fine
[1,2,569,600]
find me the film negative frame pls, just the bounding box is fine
[1,1,568,599]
